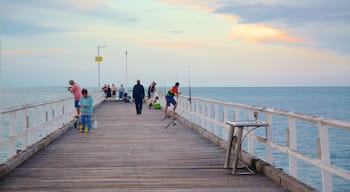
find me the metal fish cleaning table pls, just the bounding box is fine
[224,119,269,174]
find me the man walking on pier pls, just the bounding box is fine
[132,80,145,115]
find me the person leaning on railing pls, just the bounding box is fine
[68,80,82,117]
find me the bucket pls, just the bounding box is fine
[154,103,161,109]
[92,120,98,129]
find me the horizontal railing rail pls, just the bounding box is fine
[158,93,350,192]
[0,91,105,163]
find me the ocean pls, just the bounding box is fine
[1,86,349,191]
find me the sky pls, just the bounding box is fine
[0,0,349,88]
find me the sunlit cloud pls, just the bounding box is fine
[231,24,303,43]
[217,13,240,22]
[159,0,213,12]
[3,49,65,55]
[142,40,201,48]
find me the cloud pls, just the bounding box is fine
[3,49,65,55]
[215,1,350,53]
[231,23,303,43]
[159,0,214,12]
[215,1,350,25]
[142,40,201,48]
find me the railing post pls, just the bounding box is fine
[8,112,17,158]
[318,124,332,192]
[214,104,219,135]
[287,117,297,177]
[32,107,39,144]
[45,111,49,136]
[22,110,29,150]
[247,110,254,154]
[265,113,273,164]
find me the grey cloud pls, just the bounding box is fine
[215,1,350,25]
[215,1,350,54]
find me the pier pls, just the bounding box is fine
[0,101,289,191]
[1,91,349,191]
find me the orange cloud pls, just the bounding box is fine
[159,0,213,12]
[3,49,65,55]
[142,40,201,48]
[231,24,303,43]
[217,13,240,22]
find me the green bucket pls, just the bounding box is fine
[154,103,161,109]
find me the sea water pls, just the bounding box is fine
[1,86,349,191]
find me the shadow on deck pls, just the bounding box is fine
[0,102,288,191]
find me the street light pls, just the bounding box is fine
[97,45,107,88]
[125,50,128,94]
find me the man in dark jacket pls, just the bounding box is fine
[132,79,145,115]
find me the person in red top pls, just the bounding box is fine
[165,82,180,117]
[68,80,82,117]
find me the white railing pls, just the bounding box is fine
[160,93,350,192]
[0,91,105,163]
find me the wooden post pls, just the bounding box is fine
[288,117,297,177]
[224,126,235,168]
[318,124,332,192]
[8,112,17,158]
[265,113,273,164]
[246,110,254,154]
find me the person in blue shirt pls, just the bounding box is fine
[79,88,93,133]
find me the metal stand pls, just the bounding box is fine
[224,120,269,174]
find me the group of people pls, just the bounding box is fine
[131,80,180,117]
[102,84,126,101]
[68,79,181,133]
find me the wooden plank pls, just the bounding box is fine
[0,102,288,192]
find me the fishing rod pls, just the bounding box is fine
[188,64,192,105]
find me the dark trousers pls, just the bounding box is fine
[135,97,143,114]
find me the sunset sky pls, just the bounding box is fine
[1,0,349,88]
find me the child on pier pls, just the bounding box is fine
[79,89,93,133]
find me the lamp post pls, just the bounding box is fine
[125,50,128,94]
[97,45,107,88]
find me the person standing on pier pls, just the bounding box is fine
[68,80,81,117]
[119,84,125,100]
[132,80,145,115]
[79,88,93,133]
[111,84,117,100]
[165,82,180,117]
[147,81,157,99]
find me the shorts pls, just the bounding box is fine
[165,96,176,106]
[74,100,80,108]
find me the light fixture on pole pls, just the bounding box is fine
[96,45,107,88]
[125,50,128,94]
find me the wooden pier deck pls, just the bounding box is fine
[0,102,288,191]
